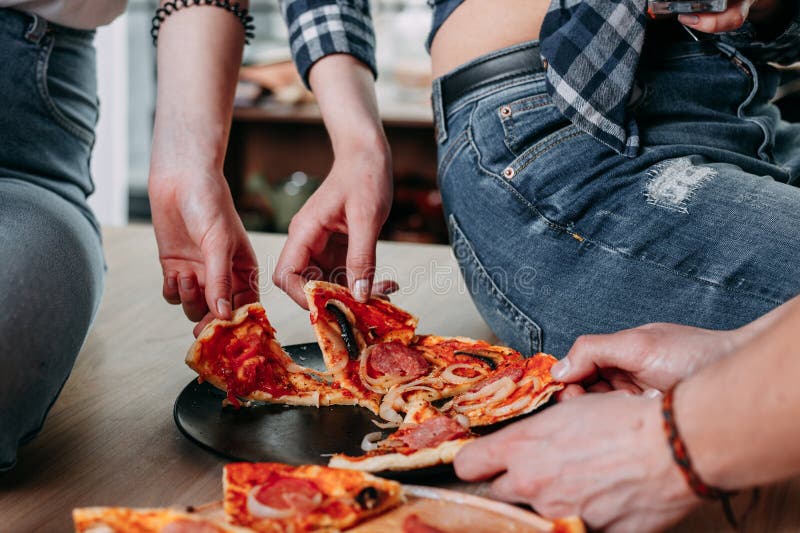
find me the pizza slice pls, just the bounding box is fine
[372,335,525,427]
[305,281,419,413]
[223,462,404,532]
[186,302,360,409]
[73,503,250,533]
[328,400,475,473]
[441,353,564,427]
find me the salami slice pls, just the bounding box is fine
[368,341,429,379]
[394,416,468,450]
[254,477,323,513]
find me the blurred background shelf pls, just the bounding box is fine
[225,97,443,243]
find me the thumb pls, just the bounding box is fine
[346,212,380,303]
[203,243,233,319]
[552,332,634,383]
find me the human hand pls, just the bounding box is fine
[678,0,786,34]
[455,393,699,531]
[552,322,744,400]
[272,143,393,308]
[149,170,259,337]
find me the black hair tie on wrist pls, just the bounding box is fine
[151,0,255,45]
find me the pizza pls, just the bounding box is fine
[441,354,563,427]
[73,463,585,533]
[223,463,404,532]
[185,282,564,473]
[305,281,419,413]
[328,400,475,472]
[329,338,560,472]
[185,302,362,409]
[373,335,525,427]
[73,503,250,532]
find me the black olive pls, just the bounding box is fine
[325,302,359,359]
[355,486,382,510]
[454,350,497,370]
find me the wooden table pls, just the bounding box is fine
[0,225,797,532]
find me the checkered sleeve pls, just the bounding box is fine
[279,0,377,87]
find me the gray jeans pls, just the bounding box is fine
[0,10,104,470]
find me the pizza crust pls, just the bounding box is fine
[327,437,474,472]
[73,505,252,533]
[222,463,405,531]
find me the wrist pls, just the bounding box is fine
[672,380,734,490]
[331,129,390,162]
[147,165,229,201]
[645,397,700,509]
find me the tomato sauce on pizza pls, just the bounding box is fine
[309,286,416,344]
[196,307,294,405]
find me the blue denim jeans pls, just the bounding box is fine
[0,10,104,471]
[433,39,800,358]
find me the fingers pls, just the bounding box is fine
[202,244,233,320]
[178,273,208,322]
[556,383,586,401]
[274,223,321,309]
[454,428,515,481]
[586,381,614,393]
[346,209,381,303]
[489,472,526,505]
[193,313,215,338]
[678,0,753,33]
[163,272,181,305]
[192,287,259,339]
[552,332,635,384]
[600,367,643,394]
[372,279,399,298]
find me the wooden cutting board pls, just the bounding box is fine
[348,485,584,533]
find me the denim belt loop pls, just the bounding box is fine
[431,77,448,144]
[25,14,48,43]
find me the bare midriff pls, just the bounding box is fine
[430,0,551,79]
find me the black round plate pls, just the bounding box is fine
[174,343,455,481]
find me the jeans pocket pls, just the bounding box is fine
[36,34,98,145]
[449,214,543,356]
[470,79,585,187]
[499,93,570,157]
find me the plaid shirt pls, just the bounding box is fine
[280,0,800,157]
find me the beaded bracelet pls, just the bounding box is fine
[662,386,759,529]
[151,0,255,45]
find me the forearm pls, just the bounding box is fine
[734,293,800,342]
[150,3,246,179]
[308,54,389,158]
[676,295,800,489]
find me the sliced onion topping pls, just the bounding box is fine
[458,376,515,403]
[455,414,470,428]
[361,431,384,451]
[371,418,400,429]
[488,394,533,418]
[441,363,487,385]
